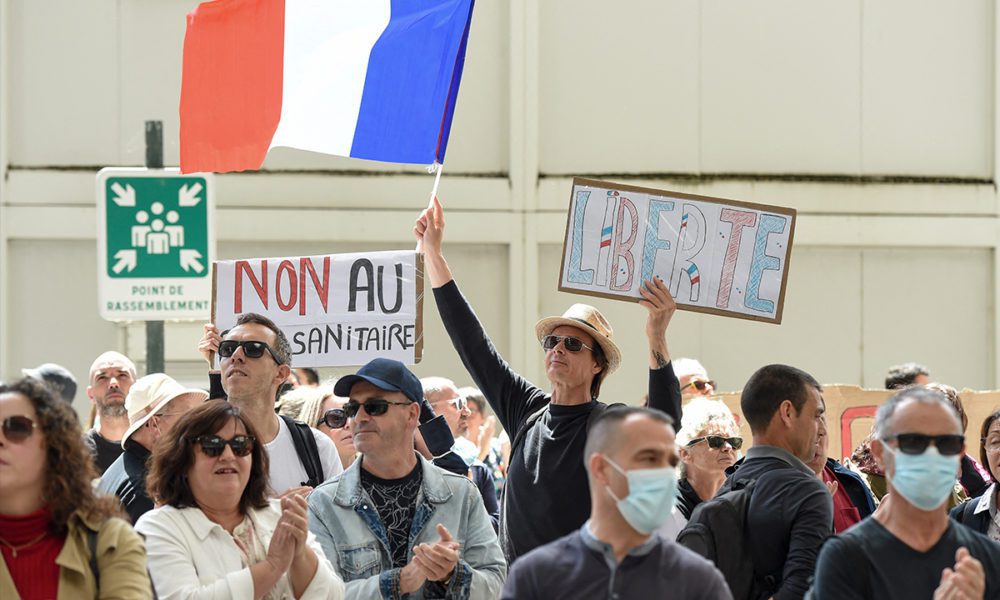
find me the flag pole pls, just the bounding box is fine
[428,161,443,206]
[416,162,443,253]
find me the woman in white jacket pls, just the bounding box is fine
[136,399,344,600]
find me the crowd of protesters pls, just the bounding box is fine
[2,201,999,599]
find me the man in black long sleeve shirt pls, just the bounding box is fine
[416,197,682,562]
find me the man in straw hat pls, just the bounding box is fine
[97,373,207,523]
[415,197,682,562]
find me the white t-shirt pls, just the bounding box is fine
[264,416,343,495]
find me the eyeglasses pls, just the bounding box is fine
[687,435,743,450]
[343,398,412,418]
[882,433,964,456]
[218,340,282,364]
[192,434,256,457]
[318,408,348,429]
[681,379,716,393]
[1,415,38,443]
[541,335,594,353]
[433,396,468,411]
[980,436,1000,453]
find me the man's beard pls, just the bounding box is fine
[98,402,128,418]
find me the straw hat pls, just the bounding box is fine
[122,374,208,448]
[534,304,622,375]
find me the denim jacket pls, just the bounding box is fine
[308,454,506,600]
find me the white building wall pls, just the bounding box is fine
[1,0,997,422]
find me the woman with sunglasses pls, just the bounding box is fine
[136,399,343,599]
[0,378,152,598]
[659,398,741,538]
[278,385,357,470]
[951,409,1000,541]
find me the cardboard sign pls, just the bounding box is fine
[715,385,998,467]
[213,250,423,367]
[559,178,796,323]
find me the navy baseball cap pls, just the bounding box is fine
[334,358,423,405]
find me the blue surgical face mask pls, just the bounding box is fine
[887,445,960,511]
[603,456,678,534]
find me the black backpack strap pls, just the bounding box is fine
[87,525,100,591]
[962,498,979,524]
[280,415,323,488]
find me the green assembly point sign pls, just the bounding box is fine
[97,168,215,322]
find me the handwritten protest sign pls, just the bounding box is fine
[213,250,422,367]
[559,178,796,323]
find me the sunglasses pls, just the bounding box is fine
[1,415,38,443]
[541,335,594,353]
[687,435,743,450]
[681,379,716,393]
[433,396,469,411]
[343,398,412,419]
[318,408,348,429]
[193,434,256,457]
[218,340,282,363]
[882,433,964,456]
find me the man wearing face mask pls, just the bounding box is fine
[501,407,730,600]
[810,387,1000,599]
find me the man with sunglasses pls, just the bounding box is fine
[811,387,1000,599]
[415,197,682,563]
[673,357,716,400]
[308,358,506,599]
[198,313,343,497]
[84,351,138,475]
[423,376,502,533]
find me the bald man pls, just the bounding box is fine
[85,351,138,474]
[503,407,730,599]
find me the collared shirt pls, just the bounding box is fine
[743,444,816,476]
[972,482,1000,542]
[580,520,659,594]
[502,522,731,600]
[720,444,833,600]
[136,501,342,599]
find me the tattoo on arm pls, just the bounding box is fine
[653,351,669,369]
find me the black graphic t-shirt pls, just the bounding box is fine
[361,461,423,568]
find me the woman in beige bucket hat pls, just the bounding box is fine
[415,197,684,563]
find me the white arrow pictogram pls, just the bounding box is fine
[179,183,203,207]
[111,182,136,207]
[112,249,137,274]
[180,249,204,273]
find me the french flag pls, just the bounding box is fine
[179,0,475,174]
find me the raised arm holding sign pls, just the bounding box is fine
[415,197,682,563]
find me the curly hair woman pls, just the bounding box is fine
[0,377,151,598]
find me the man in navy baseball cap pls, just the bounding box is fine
[334,357,424,406]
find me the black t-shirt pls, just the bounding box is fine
[360,461,423,568]
[85,429,124,476]
[811,517,1000,599]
